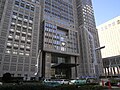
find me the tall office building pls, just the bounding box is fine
[97,16,120,76]
[75,0,103,77]
[0,0,102,79]
[39,0,80,79]
[0,0,41,80]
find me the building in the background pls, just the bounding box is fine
[76,0,103,78]
[0,0,41,80]
[97,16,120,77]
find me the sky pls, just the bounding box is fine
[92,0,120,26]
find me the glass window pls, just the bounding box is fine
[31,6,34,11]
[29,23,33,27]
[14,44,19,47]
[26,4,30,9]
[19,52,24,55]
[13,12,17,16]
[15,0,19,6]
[60,37,64,41]
[117,20,120,24]
[29,17,33,21]
[45,22,48,27]
[28,29,32,33]
[15,35,20,39]
[11,18,16,23]
[112,22,115,26]
[13,51,17,54]
[20,3,25,8]
[22,27,27,32]
[19,14,23,18]
[24,15,28,19]
[61,47,65,51]
[23,21,27,26]
[21,37,26,40]
[7,42,12,46]
[25,53,29,56]
[18,20,22,24]
[16,26,21,31]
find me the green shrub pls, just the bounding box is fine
[2,73,11,83]
[0,83,106,90]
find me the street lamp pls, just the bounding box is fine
[80,26,105,82]
[93,46,105,82]
[95,46,105,51]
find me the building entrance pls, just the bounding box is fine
[50,54,78,79]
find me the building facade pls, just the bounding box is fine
[0,0,103,80]
[39,0,80,79]
[76,0,103,78]
[0,0,41,80]
[97,16,120,77]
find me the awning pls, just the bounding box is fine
[51,63,79,68]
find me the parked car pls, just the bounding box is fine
[69,79,86,85]
[0,82,2,85]
[42,79,61,87]
[55,79,69,84]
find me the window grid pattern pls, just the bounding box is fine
[1,0,40,74]
[44,22,79,53]
[6,0,35,56]
[44,0,74,23]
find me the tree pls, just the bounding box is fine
[2,73,12,83]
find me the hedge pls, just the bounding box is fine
[0,83,107,90]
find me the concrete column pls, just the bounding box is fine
[45,52,51,79]
[107,67,110,76]
[104,68,107,77]
[110,67,113,76]
[105,68,108,77]
[118,66,120,77]
[117,66,120,75]
[71,56,76,79]
[103,68,105,76]
[113,67,116,75]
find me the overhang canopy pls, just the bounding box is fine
[51,63,79,68]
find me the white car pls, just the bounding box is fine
[43,79,51,82]
[57,79,69,84]
[43,79,69,84]
[69,79,86,85]
[0,82,2,85]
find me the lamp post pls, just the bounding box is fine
[93,46,105,82]
[95,46,105,51]
[81,26,105,82]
